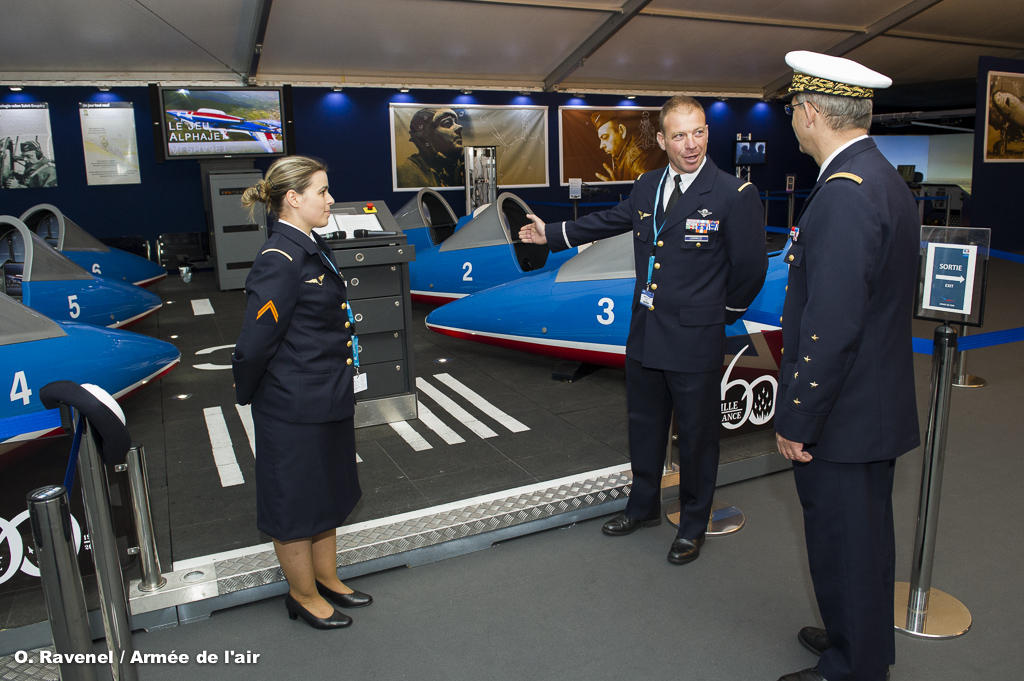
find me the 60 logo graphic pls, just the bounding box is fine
[0,511,84,585]
[720,345,777,431]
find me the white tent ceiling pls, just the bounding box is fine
[3,0,1023,100]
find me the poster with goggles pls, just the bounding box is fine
[0,103,58,189]
[390,103,548,191]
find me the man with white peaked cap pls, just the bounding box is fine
[773,51,921,681]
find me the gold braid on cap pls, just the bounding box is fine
[789,73,874,99]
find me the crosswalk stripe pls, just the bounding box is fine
[235,403,255,457]
[202,406,244,486]
[415,401,466,445]
[389,420,432,451]
[191,298,214,316]
[432,373,530,433]
[416,377,497,439]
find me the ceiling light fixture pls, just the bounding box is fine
[9,86,23,92]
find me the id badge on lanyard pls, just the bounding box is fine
[640,167,672,311]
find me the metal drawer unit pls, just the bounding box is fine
[327,201,417,427]
[207,171,267,291]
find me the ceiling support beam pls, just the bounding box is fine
[542,0,653,92]
[761,0,945,98]
[246,0,274,85]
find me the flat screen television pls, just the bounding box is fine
[156,86,289,160]
[734,140,766,166]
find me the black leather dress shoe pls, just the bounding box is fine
[284,594,352,629]
[777,667,827,681]
[601,512,661,536]
[316,581,373,608]
[798,626,830,656]
[667,536,705,565]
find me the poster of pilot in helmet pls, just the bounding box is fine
[0,103,58,189]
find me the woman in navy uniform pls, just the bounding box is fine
[520,96,766,565]
[233,156,371,630]
[774,52,920,681]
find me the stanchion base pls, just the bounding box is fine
[894,582,972,639]
[664,502,745,535]
[952,375,986,388]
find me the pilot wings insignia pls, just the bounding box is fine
[304,274,325,286]
[638,210,652,220]
[697,209,712,217]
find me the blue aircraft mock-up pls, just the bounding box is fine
[1,216,163,328]
[426,233,789,432]
[20,203,167,287]
[393,190,579,305]
[0,292,179,456]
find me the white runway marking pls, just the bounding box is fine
[432,373,530,433]
[415,401,466,445]
[191,298,215,316]
[389,420,432,451]
[416,377,497,439]
[203,406,243,486]
[235,403,255,457]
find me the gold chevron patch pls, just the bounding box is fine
[638,210,652,219]
[257,300,279,323]
[304,274,325,286]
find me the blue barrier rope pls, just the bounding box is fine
[913,327,1024,354]
[528,200,619,208]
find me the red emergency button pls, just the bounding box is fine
[363,202,377,214]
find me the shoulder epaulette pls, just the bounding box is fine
[826,172,862,184]
[261,248,293,261]
[737,181,753,192]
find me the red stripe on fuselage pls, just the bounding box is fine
[427,325,625,368]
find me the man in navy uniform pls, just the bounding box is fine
[520,95,766,565]
[774,51,921,681]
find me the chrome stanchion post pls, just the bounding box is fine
[895,324,971,638]
[124,445,166,591]
[786,193,795,230]
[27,485,98,681]
[78,423,138,680]
[663,412,744,535]
[952,323,985,388]
[663,412,681,526]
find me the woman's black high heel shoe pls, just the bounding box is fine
[316,580,373,608]
[285,594,352,629]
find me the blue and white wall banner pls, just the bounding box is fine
[79,101,141,185]
[0,102,58,189]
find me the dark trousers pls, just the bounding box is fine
[624,358,721,539]
[793,458,896,681]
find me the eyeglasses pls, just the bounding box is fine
[785,100,820,116]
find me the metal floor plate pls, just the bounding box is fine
[130,465,633,625]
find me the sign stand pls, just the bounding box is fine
[896,226,990,639]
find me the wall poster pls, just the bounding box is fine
[0,103,58,189]
[389,103,548,191]
[983,70,1024,162]
[559,106,666,185]
[79,102,141,185]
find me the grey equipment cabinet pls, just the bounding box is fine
[326,200,417,428]
[207,170,267,290]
